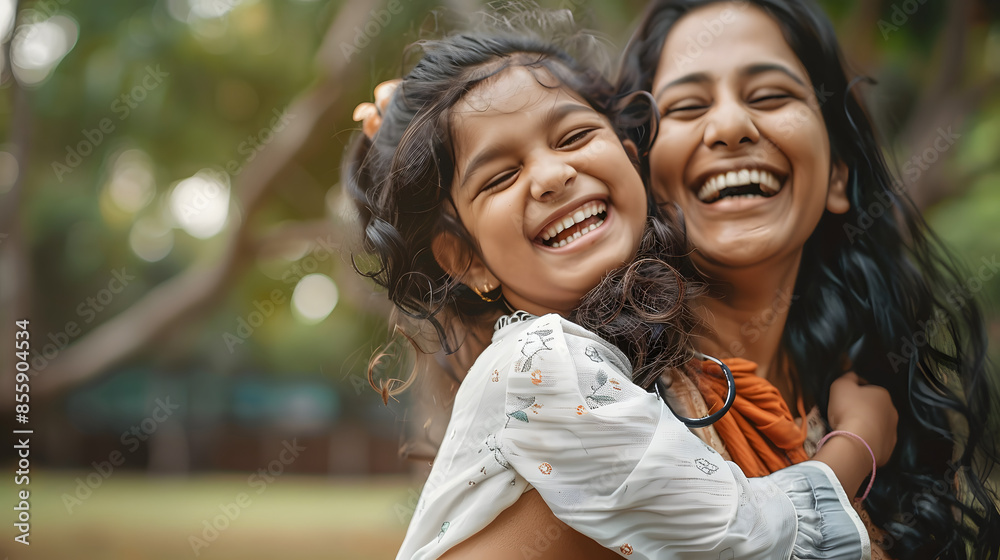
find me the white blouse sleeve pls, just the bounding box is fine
[498,315,869,559]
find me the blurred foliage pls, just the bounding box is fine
[0,0,998,425]
[4,0,387,397]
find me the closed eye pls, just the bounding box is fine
[482,169,518,192]
[664,104,709,116]
[559,128,596,149]
[749,93,792,108]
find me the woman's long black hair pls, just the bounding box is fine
[620,1,1000,558]
[345,13,697,402]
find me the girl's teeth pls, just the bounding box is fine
[565,219,602,247]
[539,202,607,243]
[539,202,608,248]
[545,217,605,247]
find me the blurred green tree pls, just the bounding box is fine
[0,0,996,418]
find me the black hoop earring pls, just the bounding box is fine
[655,353,736,428]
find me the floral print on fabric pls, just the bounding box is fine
[584,370,623,409]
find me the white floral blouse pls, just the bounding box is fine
[396,313,871,559]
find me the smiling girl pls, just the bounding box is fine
[346,19,895,559]
[620,1,1000,558]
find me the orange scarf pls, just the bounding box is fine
[695,358,809,477]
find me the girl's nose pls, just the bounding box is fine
[529,157,577,201]
[702,97,761,149]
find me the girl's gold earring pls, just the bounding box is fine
[471,283,502,303]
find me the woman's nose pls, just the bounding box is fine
[702,97,761,149]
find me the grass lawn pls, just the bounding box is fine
[0,470,415,560]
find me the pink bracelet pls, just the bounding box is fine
[816,430,876,501]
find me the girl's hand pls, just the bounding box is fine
[827,371,898,466]
[813,372,898,498]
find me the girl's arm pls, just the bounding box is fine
[814,372,899,497]
[439,488,617,560]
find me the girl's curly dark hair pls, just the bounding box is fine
[574,214,700,390]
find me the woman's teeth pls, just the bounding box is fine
[539,201,607,248]
[696,168,782,202]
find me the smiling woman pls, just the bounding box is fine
[620,1,1000,558]
[648,3,849,274]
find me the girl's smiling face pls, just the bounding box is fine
[649,3,848,273]
[440,66,648,317]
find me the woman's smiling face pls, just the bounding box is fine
[649,3,848,274]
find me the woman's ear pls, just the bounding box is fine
[826,160,850,214]
[431,232,499,291]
